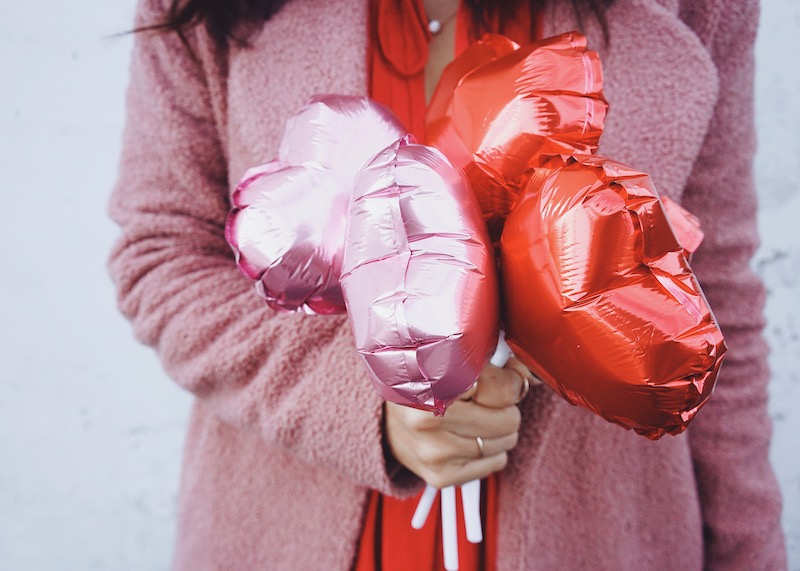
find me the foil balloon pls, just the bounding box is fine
[341,136,500,414]
[501,155,726,439]
[426,32,608,240]
[225,95,406,314]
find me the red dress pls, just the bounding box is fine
[354,476,500,570]
[354,1,539,569]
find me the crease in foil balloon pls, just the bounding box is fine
[342,137,499,414]
[501,154,726,439]
[225,95,406,314]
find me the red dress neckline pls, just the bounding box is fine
[367,0,540,140]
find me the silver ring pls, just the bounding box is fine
[476,436,485,459]
[515,376,530,404]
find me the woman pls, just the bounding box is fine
[109,0,787,568]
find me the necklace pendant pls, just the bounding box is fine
[428,19,443,35]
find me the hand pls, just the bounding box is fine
[384,358,531,489]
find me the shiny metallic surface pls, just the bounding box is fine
[426,32,608,241]
[501,155,726,439]
[341,137,500,414]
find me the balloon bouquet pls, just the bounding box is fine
[226,32,726,571]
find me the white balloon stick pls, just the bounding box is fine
[490,330,512,367]
[441,485,459,571]
[460,479,483,543]
[411,484,438,530]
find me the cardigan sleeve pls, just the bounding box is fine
[108,0,420,497]
[680,1,787,568]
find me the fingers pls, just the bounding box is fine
[410,430,517,489]
[472,358,544,408]
[472,365,521,408]
[505,357,544,389]
[439,399,520,439]
[422,453,509,489]
[412,430,517,465]
[464,431,519,459]
[384,355,542,491]
[384,401,521,489]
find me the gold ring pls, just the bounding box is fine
[515,376,530,404]
[476,436,485,458]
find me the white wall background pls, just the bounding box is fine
[755,1,800,565]
[0,1,797,569]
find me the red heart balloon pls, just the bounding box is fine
[501,155,726,438]
[426,32,608,241]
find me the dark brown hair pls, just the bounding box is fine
[141,0,613,46]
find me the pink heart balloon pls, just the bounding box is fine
[341,136,500,414]
[225,95,406,314]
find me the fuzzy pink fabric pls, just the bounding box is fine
[109,0,787,568]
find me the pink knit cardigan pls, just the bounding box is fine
[109,0,787,568]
